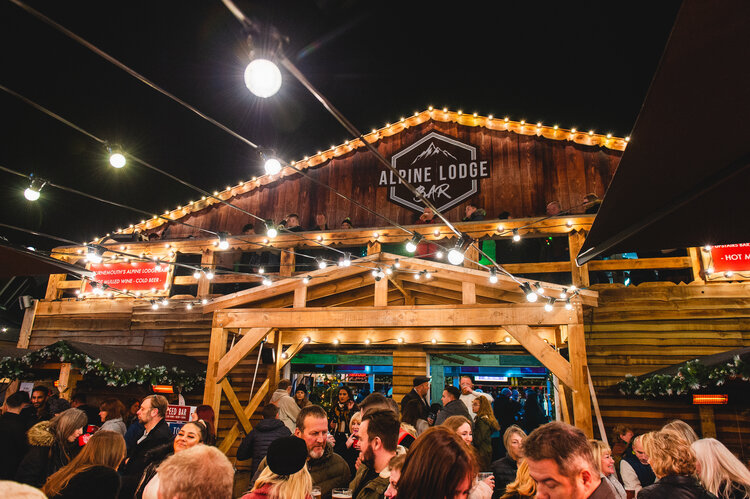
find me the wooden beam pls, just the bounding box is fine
[687,247,704,282]
[215,328,272,381]
[374,275,388,307]
[433,353,464,364]
[279,250,295,277]
[464,244,480,270]
[567,318,593,437]
[293,284,307,308]
[698,405,717,438]
[367,241,382,255]
[202,318,228,426]
[588,368,607,445]
[454,353,481,362]
[389,278,414,305]
[462,282,476,305]
[503,325,574,388]
[568,230,590,288]
[220,379,253,433]
[218,378,270,454]
[587,257,692,271]
[216,304,577,329]
[280,340,306,370]
[45,273,66,300]
[197,249,214,297]
[16,300,38,349]
[58,363,72,400]
[265,331,283,401]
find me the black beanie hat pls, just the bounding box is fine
[267,436,308,476]
[295,384,307,394]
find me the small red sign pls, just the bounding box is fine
[710,243,750,272]
[165,405,195,422]
[87,261,171,291]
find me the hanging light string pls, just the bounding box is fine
[9,1,582,304]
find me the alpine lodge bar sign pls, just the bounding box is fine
[380,132,490,213]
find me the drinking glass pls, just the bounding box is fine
[332,488,353,498]
[311,486,321,499]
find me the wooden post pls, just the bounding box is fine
[367,241,382,255]
[57,363,79,401]
[265,331,283,400]
[554,326,571,424]
[374,276,388,306]
[567,319,593,437]
[203,315,228,427]
[293,283,307,308]
[688,247,704,283]
[280,250,295,277]
[197,249,215,297]
[45,273,66,301]
[464,244,480,270]
[461,282,476,305]
[17,300,38,349]
[568,230,590,288]
[588,369,607,445]
[392,348,428,404]
[698,406,717,438]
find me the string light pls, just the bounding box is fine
[431,338,437,344]
[465,339,473,345]
[204,269,215,280]
[565,297,573,310]
[397,337,405,344]
[424,271,432,279]
[435,250,444,259]
[489,268,498,284]
[394,259,401,269]
[405,234,422,253]
[385,267,393,275]
[333,338,340,345]
[201,298,209,305]
[544,297,555,312]
[262,277,272,286]
[264,157,282,176]
[503,335,512,343]
[85,246,103,264]
[520,282,538,302]
[560,288,568,299]
[24,177,44,201]
[512,229,521,242]
[447,234,470,265]
[186,303,193,310]
[161,298,169,306]
[244,59,282,98]
[316,257,327,269]
[302,276,311,285]
[364,338,371,345]
[303,336,311,344]
[281,352,288,359]
[414,272,421,280]
[266,223,278,238]
[151,300,159,310]
[107,145,126,168]
[533,282,545,295]
[217,233,230,250]
[258,267,265,274]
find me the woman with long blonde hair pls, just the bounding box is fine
[692,438,750,499]
[242,436,313,499]
[42,430,126,498]
[500,459,535,499]
[639,430,713,499]
[662,419,699,444]
[471,396,499,471]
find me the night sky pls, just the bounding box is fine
[1,0,682,250]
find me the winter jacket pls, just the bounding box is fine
[49,465,121,499]
[133,442,174,499]
[270,389,300,432]
[16,420,81,488]
[463,209,486,221]
[237,418,292,477]
[120,418,173,499]
[349,463,389,499]
[254,443,351,499]
[491,456,518,499]
[0,412,29,480]
[100,417,127,436]
[400,389,430,419]
[473,416,495,471]
[435,399,472,426]
[638,475,716,499]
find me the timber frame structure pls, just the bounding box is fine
[202,252,599,453]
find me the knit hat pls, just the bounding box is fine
[500,388,512,397]
[267,436,308,476]
[295,384,307,394]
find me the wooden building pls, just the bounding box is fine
[9,110,750,461]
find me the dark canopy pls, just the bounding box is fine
[577,0,750,265]
[637,346,750,379]
[0,240,93,279]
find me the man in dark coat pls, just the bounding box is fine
[237,403,291,478]
[254,405,351,499]
[0,392,30,479]
[120,395,173,499]
[494,388,520,433]
[399,375,430,420]
[435,386,471,425]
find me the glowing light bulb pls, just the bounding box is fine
[333,338,340,345]
[489,269,498,284]
[431,338,437,344]
[317,258,327,269]
[262,278,272,286]
[504,336,512,343]
[201,298,208,305]
[186,303,193,310]
[24,187,41,201]
[267,225,278,238]
[435,251,444,259]
[205,269,215,280]
[303,336,311,344]
[364,339,371,345]
[109,151,126,168]
[448,248,465,265]
[244,59,282,98]
[512,229,521,242]
[465,339,473,345]
[302,276,310,285]
[264,158,282,175]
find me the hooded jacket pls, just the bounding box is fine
[16,420,80,488]
[435,399,472,426]
[237,418,292,477]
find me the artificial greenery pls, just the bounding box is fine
[0,341,204,391]
[619,355,750,399]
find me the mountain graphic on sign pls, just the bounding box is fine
[411,142,457,164]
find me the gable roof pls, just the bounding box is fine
[203,252,598,312]
[97,110,628,243]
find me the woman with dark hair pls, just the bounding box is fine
[42,430,126,499]
[294,384,312,409]
[124,398,140,427]
[329,385,359,453]
[397,426,477,499]
[99,398,127,435]
[191,405,217,445]
[134,420,208,498]
[16,408,88,487]
[402,399,429,437]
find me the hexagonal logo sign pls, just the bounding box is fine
[379,132,490,213]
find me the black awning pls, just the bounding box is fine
[636,346,750,379]
[0,241,94,279]
[577,0,750,265]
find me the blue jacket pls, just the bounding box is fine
[237,418,291,477]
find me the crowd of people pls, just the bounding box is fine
[2,376,749,499]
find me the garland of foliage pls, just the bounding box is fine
[619,355,750,399]
[0,341,204,391]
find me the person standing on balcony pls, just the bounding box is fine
[463,202,486,221]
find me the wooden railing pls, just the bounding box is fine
[45,215,706,300]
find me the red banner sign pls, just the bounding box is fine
[710,243,750,272]
[88,261,171,291]
[166,405,195,422]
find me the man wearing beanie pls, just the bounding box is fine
[399,375,430,420]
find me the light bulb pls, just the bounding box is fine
[424,271,432,279]
[218,238,229,250]
[333,338,340,345]
[512,229,521,242]
[364,339,371,345]
[431,338,437,344]
[109,152,126,168]
[201,298,208,305]
[435,251,444,259]
[447,248,465,265]
[267,225,278,238]
[302,276,310,285]
[489,269,498,284]
[186,303,193,310]
[534,282,545,295]
[244,59,282,98]
[504,336,512,343]
[24,187,41,201]
[397,337,404,344]
[258,267,265,274]
[262,278,272,286]
[394,259,401,269]
[317,258,327,269]
[264,158,282,175]
[151,301,159,310]
[465,339,473,345]
[560,288,568,299]
[565,298,573,310]
[544,299,554,312]
[303,336,311,344]
[405,241,417,253]
[205,269,215,280]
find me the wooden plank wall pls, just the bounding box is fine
[160,121,621,238]
[392,348,428,404]
[585,282,750,457]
